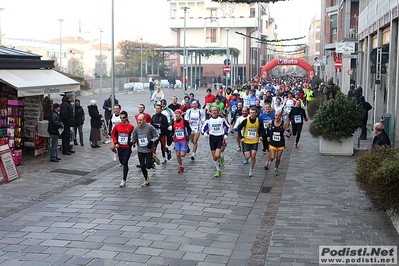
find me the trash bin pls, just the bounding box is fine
[381,113,392,141]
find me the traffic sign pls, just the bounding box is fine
[223,65,231,73]
[223,59,231,66]
[334,60,342,69]
[347,68,354,75]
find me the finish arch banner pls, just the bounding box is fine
[261,58,315,81]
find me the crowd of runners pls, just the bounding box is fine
[108,76,312,187]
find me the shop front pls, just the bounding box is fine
[0,69,79,180]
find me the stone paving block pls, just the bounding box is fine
[114,252,151,265]
[168,258,197,266]
[181,251,206,261]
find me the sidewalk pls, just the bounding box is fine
[0,89,398,265]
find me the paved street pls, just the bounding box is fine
[0,87,398,266]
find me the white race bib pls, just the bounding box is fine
[211,124,223,135]
[175,129,185,139]
[294,115,302,123]
[231,105,237,112]
[247,128,257,139]
[138,134,148,147]
[191,117,199,126]
[263,119,270,129]
[272,132,281,142]
[118,133,128,145]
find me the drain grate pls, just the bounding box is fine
[50,169,91,176]
[260,186,272,193]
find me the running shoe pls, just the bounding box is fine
[162,158,167,164]
[167,149,172,160]
[119,180,126,187]
[178,167,184,173]
[141,177,151,187]
[151,164,156,169]
[264,162,269,170]
[294,144,298,149]
[214,170,222,177]
[243,158,249,164]
[220,154,225,167]
[274,168,279,176]
[236,146,241,152]
[153,154,161,165]
[249,171,253,177]
[191,155,195,161]
[187,146,190,153]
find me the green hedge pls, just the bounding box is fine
[355,147,399,215]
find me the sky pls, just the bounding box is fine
[0,0,320,46]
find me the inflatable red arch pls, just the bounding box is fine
[261,58,315,81]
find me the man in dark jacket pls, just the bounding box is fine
[152,104,170,164]
[73,99,85,146]
[59,93,76,155]
[358,96,372,140]
[372,122,391,149]
[103,95,118,127]
[47,103,63,162]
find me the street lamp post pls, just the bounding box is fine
[225,28,230,90]
[140,37,143,84]
[99,28,103,93]
[57,19,64,72]
[242,36,245,85]
[181,6,189,97]
[111,0,115,108]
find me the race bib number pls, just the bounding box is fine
[118,133,128,145]
[231,105,237,112]
[211,124,223,135]
[206,103,210,109]
[247,128,257,139]
[175,129,185,139]
[156,128,161,134]
[138,134,148,147]
[263,119,271,129]
[272,132,281,142]
[191,117,198,126]
[294,115,302,123]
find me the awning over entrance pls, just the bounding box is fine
[0,69,80,97]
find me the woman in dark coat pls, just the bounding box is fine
[88,100,103,148]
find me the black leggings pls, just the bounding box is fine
[138,152,153,178]
[118,147,132,181]
[292,123,303,144]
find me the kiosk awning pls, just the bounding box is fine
[0,69,80,97]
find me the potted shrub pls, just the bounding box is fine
[310,92,364,156]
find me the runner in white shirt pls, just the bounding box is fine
[201,106,230,178]
[233,106,250,164]
[283,92,296,123]
[109,104,122,162]
[185,101,205,161]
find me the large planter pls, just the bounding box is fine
[319,136,354,156]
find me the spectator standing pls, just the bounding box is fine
[47,103,63,162]
[358,96,372,140]
[88,100,103,148]
[149,75,155,101]
[73,99,85,146]
[59,92,76,155]
[103,95,118,129]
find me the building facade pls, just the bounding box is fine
[167,0,278,86]
[321,0,359,90]
[357,0,399,146]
